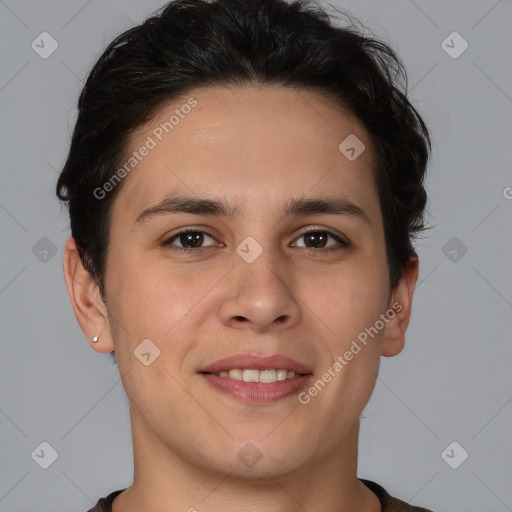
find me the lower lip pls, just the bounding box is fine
[201,373,312,403]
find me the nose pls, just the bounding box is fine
[217,248,302,333]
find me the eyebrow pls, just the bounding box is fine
[134,195,371,226]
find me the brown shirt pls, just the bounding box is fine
[85,479,434,511]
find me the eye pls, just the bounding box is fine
[161,227,350,255]
[161,228,220,253]
[292,229,349,251]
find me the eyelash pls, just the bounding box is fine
[161,227,350,255]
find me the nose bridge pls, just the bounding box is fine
[235,235,286,299]
[217,233,302,331]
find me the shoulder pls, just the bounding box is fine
[360,479,435,512]
[85,489,125,512]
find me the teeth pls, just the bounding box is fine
[277,369,287,381]
[228,369,243,380]
[242,369,259,382]
[259,369,276,383]
[217,369,298,383]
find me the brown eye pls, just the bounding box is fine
[303,231,328,248]
[177,231,205,248]
[162,230,218,251]
[293,230,349,250]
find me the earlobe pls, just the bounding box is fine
[381,258,419,357]
[62,237,115,354]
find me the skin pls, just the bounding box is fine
[63,85,418,512]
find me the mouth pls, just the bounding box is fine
[199,354,313,404]
[202,368,307,382]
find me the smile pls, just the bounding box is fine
[210,368,300,383]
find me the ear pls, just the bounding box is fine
[381,257,419,357]
[62,237,114,354]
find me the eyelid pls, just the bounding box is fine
[292,226,350,247]
[163,226,222,247]
[162,225,350,252]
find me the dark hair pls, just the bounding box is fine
[56,0,431,302]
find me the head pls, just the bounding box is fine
[58,0,430,480]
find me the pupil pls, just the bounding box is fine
[178,232,328,249]
[306,232,326,248]
[182,232,203,248]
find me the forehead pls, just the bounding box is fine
[110,85,379,224]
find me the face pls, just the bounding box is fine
[70,85,416,479]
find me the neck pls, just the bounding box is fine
[112,411,381,512]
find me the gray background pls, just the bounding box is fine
[1,0,511,511]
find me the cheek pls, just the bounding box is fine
[106,251,227,361]
[309,257,389,339]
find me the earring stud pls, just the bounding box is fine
[91,335,99,343]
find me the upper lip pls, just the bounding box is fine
[199,354,313,374]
